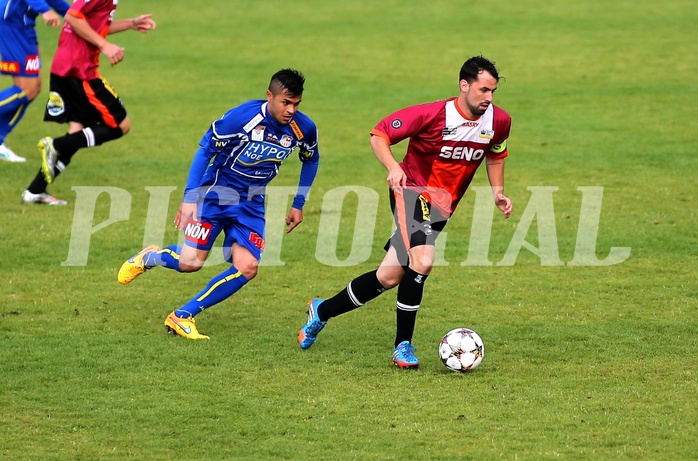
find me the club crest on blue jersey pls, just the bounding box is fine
[280,135,293,147]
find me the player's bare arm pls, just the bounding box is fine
[485,157,512,219]
[285,208,304,234]
[109,14,157,34]
[41,10,62,28]
[370,134,406,191]
[175,202,197,230]
[64,14,124,66]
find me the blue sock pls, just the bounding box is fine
[0,86,29,141]
[144,245,182,271]
[175,266,249,318]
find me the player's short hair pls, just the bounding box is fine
[459,56,501,83]
[269,69,305,97]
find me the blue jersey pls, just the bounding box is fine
[0,0,69,76]
[184,100,320,210]
[0,0,69,28]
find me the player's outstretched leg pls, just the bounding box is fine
[164,311,210,340]
[298,298,327,349]
[392,341,420,369]
[118,244,161,285]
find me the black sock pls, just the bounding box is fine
[88,125,123,145]
[26,169,48,194]
[395,267,429,346]
[318,270,387,321]
[53,131,86,158]
[53,125,123,152]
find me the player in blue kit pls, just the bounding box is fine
[0,0,69,165]
[118,69,320,340]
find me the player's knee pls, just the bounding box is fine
[239,265,258,281]
[119,117,131,135]
[15,78,41,100]
[408,260,433,276]
[407,246,435,275]
[376,270,401,289]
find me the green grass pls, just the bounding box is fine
[1,0,697,459]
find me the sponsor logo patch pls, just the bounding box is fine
[252,125,265,141]
[439,146,485,161]
[1,61,21,73]
[391,119,403,129]
[418,194,431,221]
[442,126,458,136]
[184,219,213,246]
[24,55,40,74]
[249,232,265,251]
[289,120,304,140]
[46,91,66,117]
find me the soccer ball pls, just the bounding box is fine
[438,328,485,372]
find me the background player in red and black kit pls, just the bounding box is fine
[22,0,156,205]
[298,56,513,368]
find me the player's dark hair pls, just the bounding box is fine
[459,56,501,83]
[269,68,305,97]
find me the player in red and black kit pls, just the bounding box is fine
[22,0,156,205]
[298,56,513,368]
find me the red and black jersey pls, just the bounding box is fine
[51,0,117,80]
[371,97,511,216]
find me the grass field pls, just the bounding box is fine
[1,0,697,459]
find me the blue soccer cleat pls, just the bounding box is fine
[298,298,326,349]
[392,341,420,369]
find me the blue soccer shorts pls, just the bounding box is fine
[0,25,41,77]
[182,193,266,262]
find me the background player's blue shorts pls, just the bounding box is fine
[182,194,267,262]
[0,25,40,77]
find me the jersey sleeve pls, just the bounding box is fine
[292,120,320,209]
[370,104,428,145]
[486,107,512,160]
[47,0,71,16]
[182,119,234,202]
[25,0,54,15]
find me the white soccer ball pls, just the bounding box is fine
[438,328,485,372]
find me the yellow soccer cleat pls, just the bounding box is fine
[118,244,161,285]
[38,137,58,184]
[164,311,210,340]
